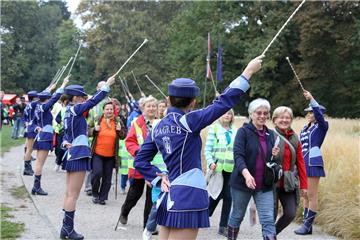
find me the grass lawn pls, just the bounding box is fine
[0,125,24,155]
[0,204,25,239]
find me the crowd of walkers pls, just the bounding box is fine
[2,55,329,240]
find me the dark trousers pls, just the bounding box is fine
[121,178,152,228]
[55,133,65,165]
[91,153,114,201]
[274,188,298,234]
[208,171,232,228]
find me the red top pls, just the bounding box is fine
[125,115,148,179]
[280,129,308,189]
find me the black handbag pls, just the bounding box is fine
[256,133,283,187]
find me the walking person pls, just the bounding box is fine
[134,56,263,240]
[294,90,328,235]
[271,106,308,234]
[119,95,165,229]
[60,76,115,240]
[11,96,26,139]
[84,81,112,196]
[31,77,69,195]
[22,91,38,176]
[227,98,280,240]
[204,109,237,237]
[89,101,126,205]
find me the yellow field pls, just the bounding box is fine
[201,117,360,239]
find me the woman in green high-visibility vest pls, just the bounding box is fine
[204,109,236,237]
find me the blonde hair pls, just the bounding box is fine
[219,109,235,126]
[143,95,158,106]
[272,106,293,123]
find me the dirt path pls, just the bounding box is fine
[1,144,337,239]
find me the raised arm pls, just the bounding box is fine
[42,76,69,112]
[72,76,115,115]
[303,90,328,130]
[180,56,263,133]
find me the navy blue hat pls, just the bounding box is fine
[65,85,87,96]
[304,105,326,113]
[27,91,38,98]
[38,91,52,99]
[168,78,199,98]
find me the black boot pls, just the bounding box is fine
[60,210,84,240]
[23,160,34,176]
[227,226,239,240]
[31,175,48,195]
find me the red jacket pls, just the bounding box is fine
[125,115,148,179]
[280,130,308,189]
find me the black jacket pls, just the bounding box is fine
[229,122,275,192]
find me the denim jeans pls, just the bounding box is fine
[228,187,276,236]
[120,174,128,190]
[11,118,23,138]
[145,203,157,232]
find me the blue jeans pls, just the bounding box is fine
[228,187,275,236]
[120,174,128,190]
[11,118,23,138]
[145,203,157,232]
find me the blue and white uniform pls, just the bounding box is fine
[62,85,110,172]
[23,100,39,139]
[33,89,64,151]
[134,75,250,228]
[300,99,328,177]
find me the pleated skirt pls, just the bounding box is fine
[62,157,91,172]
[33,140,53,151]
[24,131,37,139]
[157,195,210,228]
[306,165,326,177]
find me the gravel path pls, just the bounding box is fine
[1,144,337,239]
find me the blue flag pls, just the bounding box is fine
[216,44,223,82]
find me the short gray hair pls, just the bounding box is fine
[248,98,271,115]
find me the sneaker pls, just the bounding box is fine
[53,165,61,172]
[218,227,228,237]
[142,228,152,240]
[120,188,126,194]
[85,190,92,196]
[99,200,106,205]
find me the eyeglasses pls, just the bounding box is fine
[254,111,269,116]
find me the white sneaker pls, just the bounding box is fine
[53,165,60,172]
[120,188,126,194]
[142,228,152,240]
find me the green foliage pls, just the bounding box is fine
[0,125,24,155]
[0,204,25,239]
[1,1,359,117]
